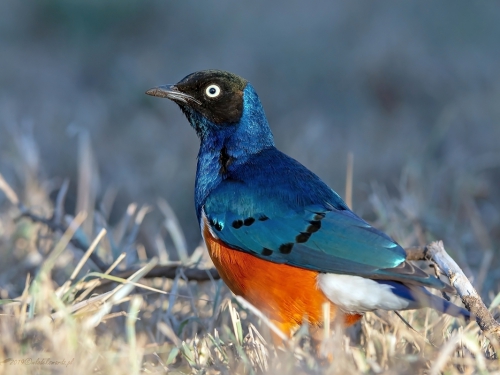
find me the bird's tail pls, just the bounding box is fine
[380,280,471,320]
[408,285,471,320]
[426,293,471,320]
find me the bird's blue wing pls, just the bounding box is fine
[203,182,448,291]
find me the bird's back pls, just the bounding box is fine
[200,146,348,218]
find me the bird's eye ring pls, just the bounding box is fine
[205,84,221,98]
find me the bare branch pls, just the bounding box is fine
[426,240,500,340]
[114,264,220,281]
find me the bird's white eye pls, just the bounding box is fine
[205,84,221,98]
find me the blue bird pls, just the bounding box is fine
[146,70,469,336]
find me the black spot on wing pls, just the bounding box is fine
[244,217,255,226]
[232,220,243,229]
[262,248,273,256]
[210,218,223,231]
[279,243,294,254]
[313,212,326,220]
[296,232,312,243]
[258,215,269,221]
[306,220,321,233]
[269,214,324,253]
[232,217,256,228]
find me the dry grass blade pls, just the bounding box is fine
[158,197,189,264]
[114,203,137,247]
[54,178,69,225]
[0,172,20,205]
[18,273,31,334]
[82,258,157,328]
[127,295,144,375]
[52,290,115,319]
[39,211,87,278]
[105,257,159,304]
[234,295,288,342]
[75,128,97,237]
[429,332,462,375]
[74,252,127,303]
[56,228,107,298]
[228,300,243,346]
[76,270,183,300]
[125,204,152,266]
[158,320,181,346]
[70,228,107,281]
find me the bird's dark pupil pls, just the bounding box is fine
[209,87,216,94]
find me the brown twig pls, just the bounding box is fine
[114,264,220,281]
[425,241,500,340]
[409,241,500,339]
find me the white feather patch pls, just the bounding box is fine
[317,273,415,314]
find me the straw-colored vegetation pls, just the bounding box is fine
[0,130,499,375]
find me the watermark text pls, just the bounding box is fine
[1,358,74,367]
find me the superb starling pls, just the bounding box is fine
[146,70,469,335]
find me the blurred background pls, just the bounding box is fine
[1,1,499,278]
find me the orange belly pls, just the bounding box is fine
[203,222,362,335]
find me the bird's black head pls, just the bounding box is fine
[146,70,248,126]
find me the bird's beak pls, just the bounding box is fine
[145,84,201,105]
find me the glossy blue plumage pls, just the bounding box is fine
[194,84,274,218]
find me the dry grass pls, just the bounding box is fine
[0,135,500,375]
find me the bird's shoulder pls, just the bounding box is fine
[204,146,348,216]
